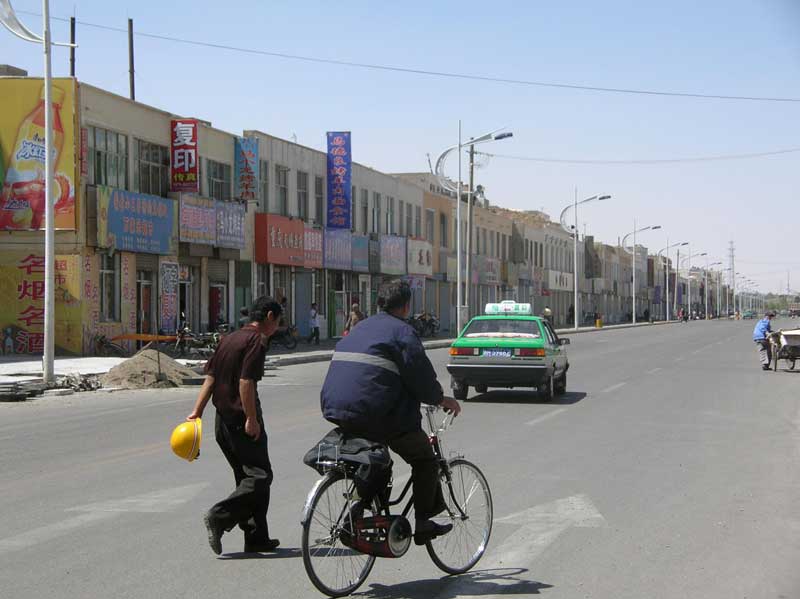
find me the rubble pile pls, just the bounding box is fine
[101,349,198,390]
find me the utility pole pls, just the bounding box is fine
[69,16,75,76]
[128,18,135,100]
[465,143,475,318]
[729,241,736,315]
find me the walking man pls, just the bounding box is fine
[307,302,320,345]
[753,310,776,371]
[187,296,282,555]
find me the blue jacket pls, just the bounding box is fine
[320,312,443,438]
[753,317,772,341]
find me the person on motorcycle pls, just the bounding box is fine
[320,279,461,545]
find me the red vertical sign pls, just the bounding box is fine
[170,119,199,193]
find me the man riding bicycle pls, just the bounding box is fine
[320,279,461,545]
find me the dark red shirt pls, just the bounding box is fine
[204,327,266,416]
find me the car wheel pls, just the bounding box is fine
[554,372,567,395]
[474,384,488,394]
[538,375,554,401]
[452,380,468,401]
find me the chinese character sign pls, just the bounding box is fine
[97,186,177,255]
[0,78,78,230]
[0,253,82,354]
[170,119,199,193]
[179,195,216,245]
[326,131,351,229]
[351,234,369,272]
[304,225,324,269]
[160,262,179,333]
[380,235,407,275]
[254,214,304,265]
[407,239,433,276]
[234,137,259,202]
[216,200,245,249]
[324,228,352,271]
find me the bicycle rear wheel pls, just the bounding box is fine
[427,458,493,574]
[301,472,376,597]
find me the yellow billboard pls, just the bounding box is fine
[0,78,77,230]
[0,252,83,355]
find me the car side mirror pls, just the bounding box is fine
[559,338,570,346]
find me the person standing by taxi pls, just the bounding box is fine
[187,296,282,555]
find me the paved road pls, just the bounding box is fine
[1,320,798,599]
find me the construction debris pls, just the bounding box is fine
[101,349,199,390]
[57,373,102,392]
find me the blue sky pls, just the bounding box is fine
[3,0,799,292]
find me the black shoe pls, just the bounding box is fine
[762,365,771,370]
[414,520,453,545]
[204,512,224,555]
[244,538,280,553]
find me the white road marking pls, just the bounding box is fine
[675,356,685,362]
[0,483,208,555]
[525,408,567,427]
[646,367,663,374]
[601,382,627,393]
[445,495,606,598]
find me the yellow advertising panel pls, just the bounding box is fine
[0,78,77,230]
[0,252,82,355]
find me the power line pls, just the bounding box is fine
[18,9,800,104]
[475,147,800,165]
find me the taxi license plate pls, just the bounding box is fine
[483,349,511,358]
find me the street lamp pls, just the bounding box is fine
[559,192,611,329]
[705,260,722,319]
[622,222,661,324]
[681,249,707,318]
[1,1,75,384]
[657,241,688,321]
[434,126,512,332]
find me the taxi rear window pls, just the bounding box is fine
[464,319,542,338]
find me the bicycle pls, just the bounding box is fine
[93,334,128,358]
[300,406,493,597]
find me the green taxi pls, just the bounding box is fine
[447,301,570,400]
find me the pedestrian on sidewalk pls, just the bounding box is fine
[343,302,364,335]
[187,295,283,555]
[753,310,776,371]
[307,302,320,345]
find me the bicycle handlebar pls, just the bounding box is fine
[423,405,455,435]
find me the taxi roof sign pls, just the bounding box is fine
[484,301,532,315]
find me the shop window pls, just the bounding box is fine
[276,165,289,216]
[425,209,435,243]
[297,171,309,220]
[99,253,120,322]
[206,159,231,202]
[259,159,269,211]
[134,139,169,197]
[360,189,369,233]
[87,125,128,189]
[372,192,382,234]
[315,176,325,225]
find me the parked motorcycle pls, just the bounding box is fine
[409,312,440,338]
[269,324,298,350]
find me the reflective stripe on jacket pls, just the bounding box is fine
[320,312,443,438]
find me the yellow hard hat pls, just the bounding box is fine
[170,419,202,462]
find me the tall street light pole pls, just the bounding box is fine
[681,249,707,317]
[705,260,722,319]
[434,126,512,332]
[559,192,610,329]
[657,241,688,321]
[622,222,661,324]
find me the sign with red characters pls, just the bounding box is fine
[170,119,199,193]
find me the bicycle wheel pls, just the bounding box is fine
[427,458,493,574]
[302,472,376,597]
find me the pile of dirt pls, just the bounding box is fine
[101,349,199,389]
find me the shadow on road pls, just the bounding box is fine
[466,390,587,406]
[219,547,301,560]
[355,568,552,598]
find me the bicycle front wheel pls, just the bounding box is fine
[427,458,493,574]
[301,472,376,597]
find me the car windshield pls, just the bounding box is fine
[463,319,542,339]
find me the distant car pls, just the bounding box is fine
[446,301,569,401]
[742,310,756,319]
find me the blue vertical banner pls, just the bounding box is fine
[326,131,352,229]
[234,136,259,202]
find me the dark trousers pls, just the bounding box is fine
[210,411,274,542]
[340,426,445,521]
[307,327,320,345]
[755,339,772,366]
